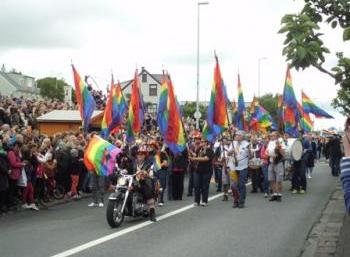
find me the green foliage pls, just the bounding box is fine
[279,0,350,115]
[182,101,206,118]
[257,94,279,122]
[37,77,68,101]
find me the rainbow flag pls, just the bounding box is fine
[232,100,237,125]
[71,65,96,132]
[126,70,144,142]
[302,91,333,119]
[203,55,229,142]
[297,102,313,132]
[249,97,274,133]
[101,76,128,138]
[157,73,186,154]
[84,135,121,176]
[235,74,248,131]
[153,152,163,171]
[282,67,300,137]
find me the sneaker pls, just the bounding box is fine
[193,202,200,207]
[232,202,239,208]
[291,189,298,194]
[22,203,30,209]
[264,193,269,198]
[222,195,228,201]
[88,202,98,207]
[299,190,305,194]
[158,202,164,207]
[29,203,39,211]
[276,195,282,202]
[98,202,104,208]
[307,174,312,179]
[200,202,207,207]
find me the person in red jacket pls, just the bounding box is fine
[7,141,25,208]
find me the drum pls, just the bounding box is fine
[248,158,263,169]
[285,138,303,161]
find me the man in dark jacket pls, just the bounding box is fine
[328,135,343,177]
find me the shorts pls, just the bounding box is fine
[268,162,284,182]
[222,169,231,185]
[222,170,238,185]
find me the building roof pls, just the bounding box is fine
[121,67,163,91]
[0,70,39,94]
[37,110,103,123]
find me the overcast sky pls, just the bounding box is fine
[0,0,349,130]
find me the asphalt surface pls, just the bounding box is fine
[0,162,337,257]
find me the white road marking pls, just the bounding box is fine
[50,182,252,257]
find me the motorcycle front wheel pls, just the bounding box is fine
[106,199,124,228]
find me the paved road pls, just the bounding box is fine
[0,162,338,257]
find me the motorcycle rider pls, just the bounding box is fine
[132,145,157,222]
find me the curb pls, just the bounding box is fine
[300,183,345,257]
[1,193,92,215]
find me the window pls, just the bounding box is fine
[149,84,157,96]
[142,73,147,82]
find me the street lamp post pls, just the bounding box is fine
[196,1,209,130]
[258,57,267,97]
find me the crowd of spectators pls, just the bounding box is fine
[0,94,95,214]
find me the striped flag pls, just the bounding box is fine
[71,65,96,132]
[84,135,121,176]
[302,91,333,119]
[126,70,144,142]
[202,55,229,142]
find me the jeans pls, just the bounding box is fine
[90,173,104,204]
[330,157,340,176]
[214,166,223,191]
[250,168,262,192]
[261,165,269,194]
[237,169,248,204]
[193,171,212,204]
[155,170,167,203]
[187,168,194,195]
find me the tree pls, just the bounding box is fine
[279,0,350,115]
[182,101,206,118]
[37,77,68,101]
[257,94,280,123]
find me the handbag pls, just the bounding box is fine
[17,168,27,187]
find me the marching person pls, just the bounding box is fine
[266,132,286,202]
[149,141,168,207]
[250,136,263,193]
[187,132,201,197]
[189,136,214,207]
[133,146,157,222]
[227,130,251,208]
[171,148,188,200]
[303,134,316,179]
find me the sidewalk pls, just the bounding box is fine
[300,182,348,257]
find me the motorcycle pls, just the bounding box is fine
[106,169,150,228]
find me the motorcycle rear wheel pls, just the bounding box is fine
[106,199,124,228]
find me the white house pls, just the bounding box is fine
[120,67,162,114]
[0,65,40,99]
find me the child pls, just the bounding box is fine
[68,148,81,200]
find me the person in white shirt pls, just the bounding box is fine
[265,132,286,202]
[227,130,251,208]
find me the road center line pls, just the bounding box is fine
[50,182,251,257]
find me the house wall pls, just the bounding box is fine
[7,73,35,88]
[0,73,17,96]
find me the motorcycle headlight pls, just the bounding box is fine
[117,177,128,186]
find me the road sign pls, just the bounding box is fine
[194,111,201,119]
